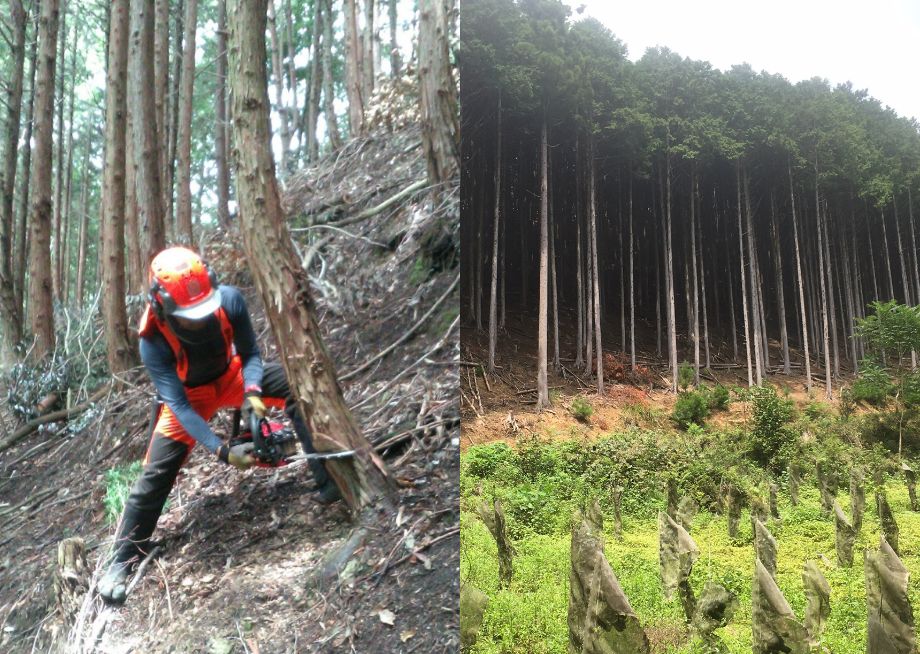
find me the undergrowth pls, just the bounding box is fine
[103,460,144,524]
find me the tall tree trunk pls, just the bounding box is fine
[550,185,560,371]
[303,0,322,161]
[131,0,166,264]
[343,0,365,137]
[362,0,375,101]
[880,207,896,300]
[0,0,27,350]
[388,0,400,77]
[14,2,38,316]
[165,0,183,231]
[154,0,169,209]
[629,176,636,370]
[815,170,832,399]
[536,114,550,410]
[690,166,700,385]
[283,0,299,141]
[770,192,791,374]
[822,201,839,378]
[417,0,458,186]
[215,0,231,228]
[618,178,625,354]
[665,150,677,390]
[574,132,584,368]
[74,141,90,307]
[894,195,912,305]
[175,0,197,243]
[590,147,602,394]
[743,169,762,384]
[737,163,753,386]
[488,92,501,373]
[267,0,291,174]
[125,76,143,294]
[227,0,395,514]
[52,5,68,303]
[101,0,134,374]
[321,0,342,149]
[61,24,79,304]
[908,187,920,302]
[698,197,710,370]
[28,0,61,361]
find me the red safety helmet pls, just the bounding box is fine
[148,247,221,320]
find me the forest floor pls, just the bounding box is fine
[0,87,460,654]
[460,312,852,449]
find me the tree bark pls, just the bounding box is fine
[690,166,700,385]
[14,1,38,315]
[536,115,550,410]
[101,0,134,375]
[737,162,753,386]
[321,0,342,149]
[74,141,90,307]
[303,0,322,161]
[27,0,61,361]
[174,0,197,243]
[574,132,584,368]
[165,0,183,231]
[227,0,395,515]
[362,0,375,101]
[629,176,636,370]
[815,170,832,399]
[343,0,365,137]
[590,148,602,394]
[488,92,501,373]
[52,5,68,304]
[880,207,895,300]
[743,169,762,384]
[267,0,291,174]
[770,192,791,374]
[131,0,166,263]
[0,0,27,351]
[125,70,143,294]
[154,0,169,209]
[665,150,677,390]
[418,0,458,187]
[388,0,400,77]
[215,0,231,228]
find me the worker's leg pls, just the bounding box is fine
[98,404,195,604]
[260,362,341,503]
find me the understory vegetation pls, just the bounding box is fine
[460,388,920,653]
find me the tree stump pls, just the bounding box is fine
[53,537,89,630]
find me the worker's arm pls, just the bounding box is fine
[139,335,223,454]
[221,285,264,393]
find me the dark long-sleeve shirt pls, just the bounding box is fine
[139,285,262,453]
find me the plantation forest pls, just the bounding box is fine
[459,1,920,653]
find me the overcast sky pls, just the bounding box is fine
[562,0,920,122]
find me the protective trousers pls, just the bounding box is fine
[110,361,332,563]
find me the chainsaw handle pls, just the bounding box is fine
[250,411,269,456]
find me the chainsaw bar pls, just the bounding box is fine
[286,450,356,462]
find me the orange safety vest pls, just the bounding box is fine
[138,304,235,384]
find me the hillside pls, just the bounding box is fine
[0,92,460,653]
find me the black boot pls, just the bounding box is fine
[96,546,138,605]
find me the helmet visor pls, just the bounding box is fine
[170,287,222,320]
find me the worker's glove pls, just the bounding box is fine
[217,441,255,470]
[241,392,266,423]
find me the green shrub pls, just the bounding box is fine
[570,395,594,422]
[749,385,796,469]
[672,391,710,430]
[704,384,731,411]
[104,461,144,524]
[678,362,695,390]
[516,440,561,480]
[464,442,515,478]
[851,359,893,405]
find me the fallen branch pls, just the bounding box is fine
[0,384,110,455]
[330,178,428,229]
[124,545,163,597]
[341,275,459,382]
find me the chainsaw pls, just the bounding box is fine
[229,410,299,467]
[229,410,357,468]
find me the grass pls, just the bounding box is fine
[461,448,920,654]
[103,460,144,524]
